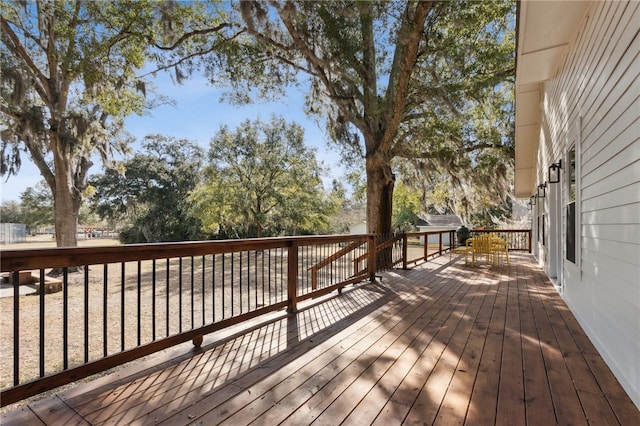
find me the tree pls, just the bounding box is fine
[0,1,235,246]
[19,181,55,232]
[190,116,334,238]
[235,0,515,236]
[399,82,515,225]
[0,200,23,224]
[392,181,421,232]
[89,135,205,243]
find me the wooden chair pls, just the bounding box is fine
[469,234,495,266]
[450,244,472,265]
[491,236,510,266]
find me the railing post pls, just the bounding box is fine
[402,233,408,269]
[438,232,443,256]
[287,241,299,313]
[368,234,376,282]
[528,229,532,253]
[423,232,428,260]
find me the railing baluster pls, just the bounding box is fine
[84,266,89,363]
[165,259,170,337]
[103,264,108,357]
[63,268,69,370]
[212,254,216,322]
[137,261,142,346]
[13,271,19,386]
[121,263,125,351]
[190,256,194,330]
[268,249,272,302]
[152,260,156,342]
[202,255,206,327]
[39,269,45,378]
[179,258,183,334]
[247,251,251,311]
[255,251,259,308]
[222,253,226,319]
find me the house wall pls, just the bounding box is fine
[534,1,640,407]
[416,226,455,245]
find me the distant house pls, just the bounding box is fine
[416,214,462,245]
[515,1,639,408]
[416,214,462,230]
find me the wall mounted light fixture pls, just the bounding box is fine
[548,160,562,183]
[537,183,547,198]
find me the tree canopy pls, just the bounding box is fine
[89,135,205,243]
[0,0,235,246]
[2,0,516,244]
[190,116,335,238]
[234,0,515,233]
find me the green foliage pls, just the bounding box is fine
[392,182,421,232]
[0,0,234,245]
[389,0,515,224]
[0,200,24,224]
[18,181,54,231]
[190,116,335,238]
[235,0,515,235]
[89,135,205,243]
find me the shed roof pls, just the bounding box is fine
[418,214,462,227]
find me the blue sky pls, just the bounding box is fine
[0,72,347,202]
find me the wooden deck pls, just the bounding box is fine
[2,253,638,425]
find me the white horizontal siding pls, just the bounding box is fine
[582,139,640,189]
[582,203,640,225]
[580,3,639,143]
[582,244,640,285]
[581,257,638,345]
[538,0,640,408]
[583,159,640,202]
[582,111,639,179]
[582,234,640,267]
[583,223,640,245]
[582,182,640,212]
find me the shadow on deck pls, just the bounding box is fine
[2,253,638,425]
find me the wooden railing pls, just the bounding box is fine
[0,229,530,406]
[404,230,457,266]
[468,229,532,252]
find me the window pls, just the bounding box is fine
[566,147,576,263]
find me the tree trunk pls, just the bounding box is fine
[52,154,81,248]
[365,150,394,236]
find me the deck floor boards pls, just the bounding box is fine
[2,253,638,425]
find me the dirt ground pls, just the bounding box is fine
[4,235,121,250]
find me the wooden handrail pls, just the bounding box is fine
[308,240,365,290]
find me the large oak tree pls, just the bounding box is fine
[0,0,235,246]
[89,135,205,243]
[190,116,334,238]
[237,0,514,235]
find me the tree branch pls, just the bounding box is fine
[0,16,50,103]
[152,22,235,50]
[393,140,506,159]
[382,1,433,150]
